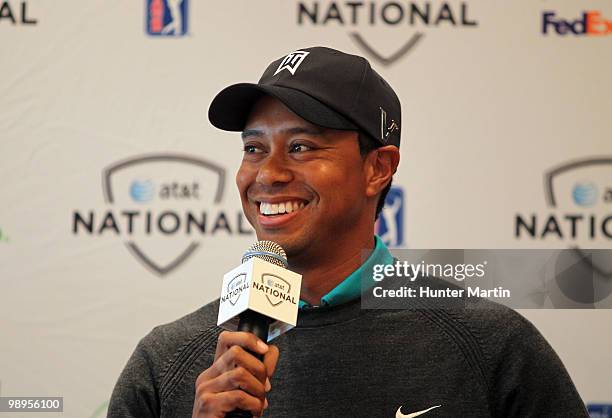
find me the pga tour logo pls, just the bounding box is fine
[588,404,612,418]
[146,0,188,36]
[376,186,405,247]
[274,50,310,76]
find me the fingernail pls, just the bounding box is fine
[257,340,268,353]
[264,398,269,409]
[265,377,271,392]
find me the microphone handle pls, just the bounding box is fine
[226,310,271,418]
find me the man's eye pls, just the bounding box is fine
[289,143,311,153]
[243,145,262,153]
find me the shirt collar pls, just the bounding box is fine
[299,236,394,309]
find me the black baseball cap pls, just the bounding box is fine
[208,46,401,148]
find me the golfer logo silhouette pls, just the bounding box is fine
[161,0,184,35]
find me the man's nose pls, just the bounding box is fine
[256,150,293,186]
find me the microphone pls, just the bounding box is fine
[217,241,302,418]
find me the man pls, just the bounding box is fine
[108,47,588,417]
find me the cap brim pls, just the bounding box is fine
[208,83,357,132]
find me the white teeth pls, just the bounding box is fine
[260,200,306,215]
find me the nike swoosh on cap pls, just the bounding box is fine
[395,404,441,418]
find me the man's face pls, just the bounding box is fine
[236,95,372,260]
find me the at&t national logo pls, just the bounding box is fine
[223,273,249,306]
[72,153,253,277]
[376,186,405,247]
[514,158,612,305]
[542,10,612,36]
[572,182,599,207]
[297,2,478,67]
[129,179,201,203]
[146,0,188,36]
[0,1,37,25]
[515,157,612,243]
[130,180,155,203]
[257,274,294,307]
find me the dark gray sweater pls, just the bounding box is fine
[108,279,588,418]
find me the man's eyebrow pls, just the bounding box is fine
[241,129,263,140]
[241,126,324,140]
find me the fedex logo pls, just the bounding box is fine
[542,10,612,36]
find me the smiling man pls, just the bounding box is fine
[108,47,588,418]
[235,96,397,305]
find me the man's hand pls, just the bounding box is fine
[192,331,280,418]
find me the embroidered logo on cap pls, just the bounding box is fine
[380,107,400,143]
[274,50,310,76]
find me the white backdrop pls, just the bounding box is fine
[1,1,611,416]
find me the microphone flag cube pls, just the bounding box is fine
[217,257,302,341]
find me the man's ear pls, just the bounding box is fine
[365,145,400,198]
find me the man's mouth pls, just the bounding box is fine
[258,200,307,216]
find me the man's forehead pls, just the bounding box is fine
[243,95,327,137]
[246,95,309,123]
[241,95,360,145]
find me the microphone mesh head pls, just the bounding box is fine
[242,240,288,268]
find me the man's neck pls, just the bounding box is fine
[292,235,376,306]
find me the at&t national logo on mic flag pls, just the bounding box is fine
[218,257,302,342]
[146,0,188,36]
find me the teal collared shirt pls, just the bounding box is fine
[298,236,394,309]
